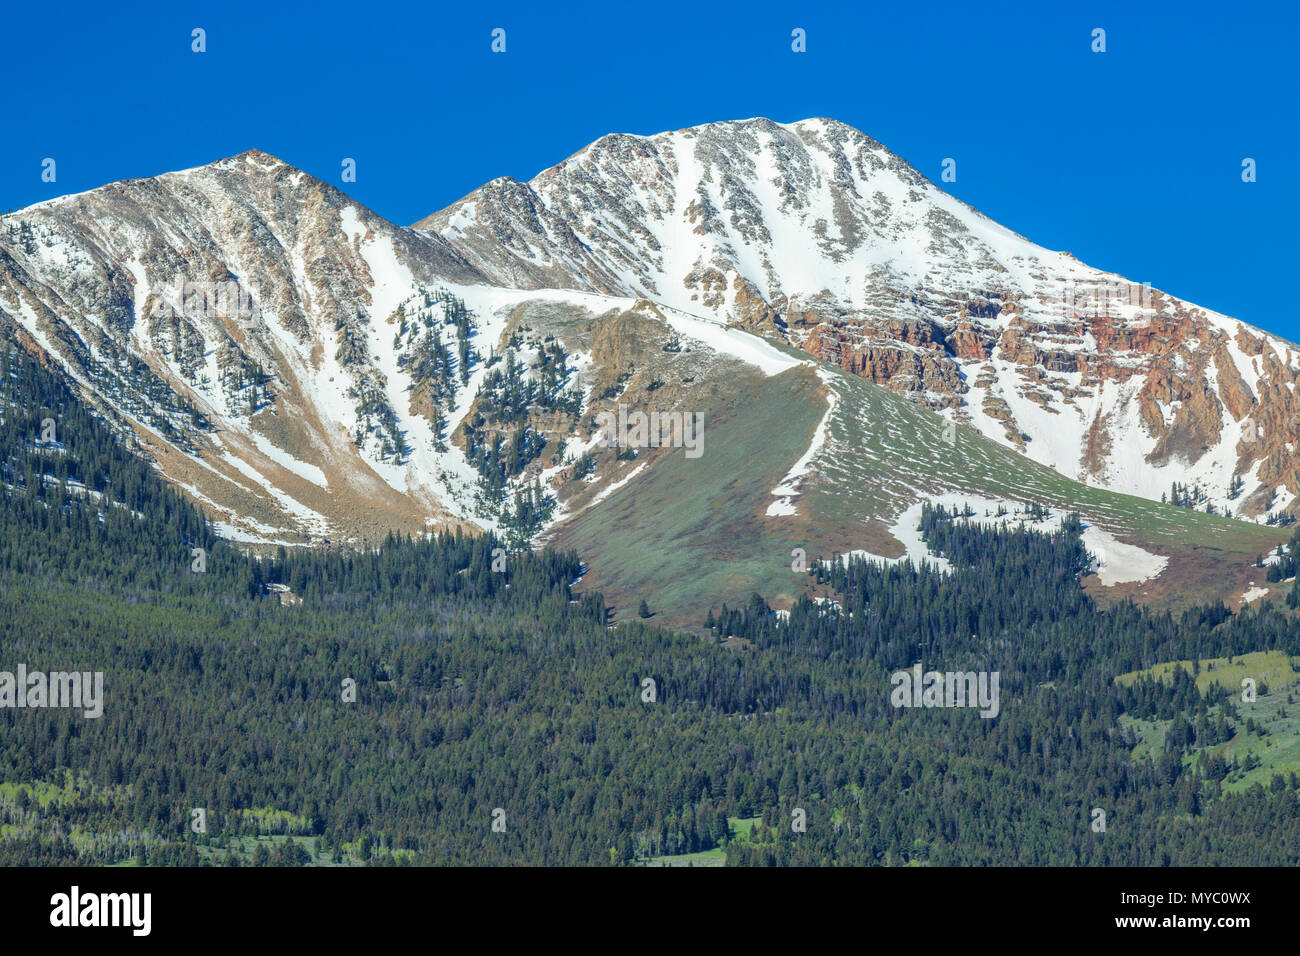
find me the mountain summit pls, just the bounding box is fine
[422,116,1300,521]
[0,149,487,542]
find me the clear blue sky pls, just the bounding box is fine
[4,0,1295,337]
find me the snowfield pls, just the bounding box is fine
[1081,526,1168,586]
[825,493,1167,587]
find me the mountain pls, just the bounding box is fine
[0,150,500,543]
[420,117,1300,521]
[8,339,1300,869]
[0,122,1293,623]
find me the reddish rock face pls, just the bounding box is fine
[947,321,995,361]
[718,276,1300,517]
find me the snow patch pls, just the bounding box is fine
[767,370,838,516]
[1240,586,1270,604]
[587,463,647,508]
[1081,525,1168,586]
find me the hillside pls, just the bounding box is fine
[0,120,1296,621]
[423,117,1300,522]
[4,343,1300,866]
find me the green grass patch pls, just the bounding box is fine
[1116,650,1296,695]
[1118,650,1300,792]
[641,847,727,867]
[727,815,762,842]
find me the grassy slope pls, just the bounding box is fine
[1117,650,1300,792]
[641,815,762,867]
[555,364,826,624]
[546,314,1287,627]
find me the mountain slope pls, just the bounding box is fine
[0,128,1292,624]
[0,150,501,542]
[421,117,1300,522]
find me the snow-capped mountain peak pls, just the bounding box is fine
[421,116,1300,520]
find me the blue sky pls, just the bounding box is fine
[4,0,1295,336]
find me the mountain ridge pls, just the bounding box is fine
[0,118,1295,621]
[419,115,1300,523]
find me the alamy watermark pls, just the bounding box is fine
[594,403,703,458]
[50,886,150,936]
[890,661,999,718]
[1043,278,1153,317]
[151,279,259,324]
[0,666,104,718]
